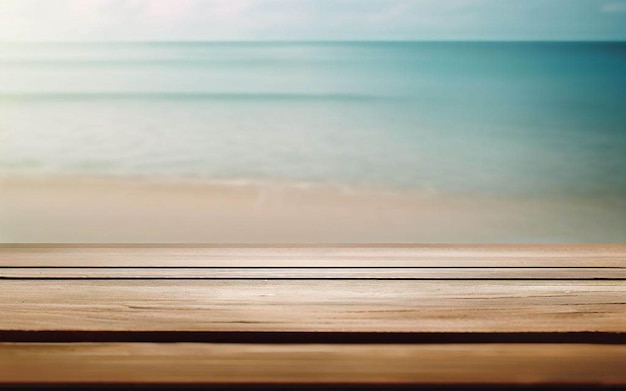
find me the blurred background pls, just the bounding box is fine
[1,1,625,243]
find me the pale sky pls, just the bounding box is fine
[0,0,625,42]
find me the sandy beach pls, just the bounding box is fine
[1,176,624,243]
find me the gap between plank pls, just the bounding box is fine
[0,331,623,344]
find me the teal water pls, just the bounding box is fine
[1,42,625,196]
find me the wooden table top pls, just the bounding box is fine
[0,244,624,390]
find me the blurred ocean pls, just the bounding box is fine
[1,42,625,196]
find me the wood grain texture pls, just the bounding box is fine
[1,280,624,332]
[1,245,624,388]
[1,267,624,280]
[1,343,624,385]
[1,244,625,267]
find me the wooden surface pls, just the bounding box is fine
[0,244,624,388]
[2,244,625,267]
[1,343,624,385]
[2,267,625,279]
[1,280,624,332]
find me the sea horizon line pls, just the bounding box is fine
[1,39,625,45]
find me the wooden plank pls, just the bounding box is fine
[0,343,624,385]
[1,280,624,332]
[1,267,625,279]
[1,244,625,267]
